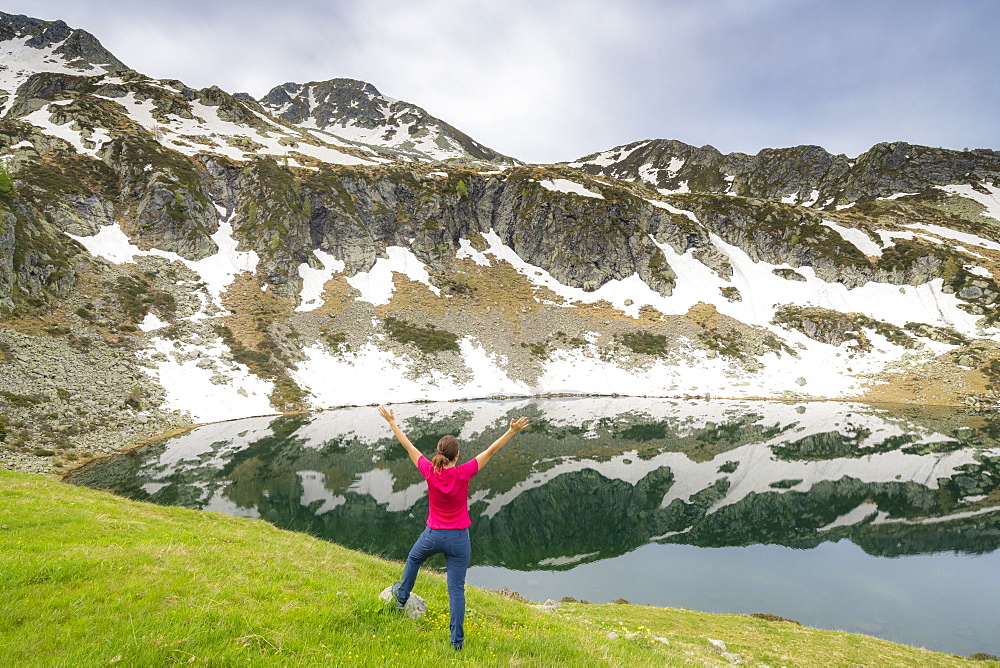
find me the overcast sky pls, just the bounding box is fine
[6,0,999,163]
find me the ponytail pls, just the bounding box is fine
[433,435,459,472]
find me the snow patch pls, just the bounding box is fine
[346,246,441,305]
[968,266,993,278]
[349,469,426,511]
[818,502,879,531]
[290,337,530,408]
[67,222,259,311]
[538,551,600,567]
[904,222,1000,253]
[22,107,111,157]
[298,470,346,514]
[644,198,699,223]
[938,183,1000,221]
[658,182,690,195]
[139,336,275,423]
[822,220,883,256]
[456,238,491,266]
[538,179,604,199]
[296,250,346,312]
[139,312,170,332]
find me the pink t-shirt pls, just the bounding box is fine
[417,455,479,529]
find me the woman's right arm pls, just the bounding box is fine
[378,405,422,467]
[475,417,529,470]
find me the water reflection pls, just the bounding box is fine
[69,398,1000,565]
[68,398,1000,655]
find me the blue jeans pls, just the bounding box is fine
[397,527,471,647]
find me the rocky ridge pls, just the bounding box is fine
[2,12,1000,474]
[570,138,1000,208]
[258,78,518,165]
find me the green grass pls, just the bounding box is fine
[618,331,668,356]
[0,470,989,666]
[383,317,460,354]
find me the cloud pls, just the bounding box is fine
[5,0,999,162]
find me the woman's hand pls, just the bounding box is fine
[508,417,529,433]
[378,405,396,424]
[379,405,421,466]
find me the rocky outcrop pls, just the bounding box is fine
[832,143,1000,205]
[771,306,917,351]
[6,72,101,117]
[197,85,269,128]
[204,160,691,296]
[0,197,80,310]
[0,325,188,472]
[573,138,1000,206]
[571,139,852,201]
[132,168,219,260]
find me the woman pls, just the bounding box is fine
[378,405,529,651]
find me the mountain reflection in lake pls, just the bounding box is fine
[68,398,1000,656]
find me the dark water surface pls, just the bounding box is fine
[68,398,1000,656]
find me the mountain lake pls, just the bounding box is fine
[66,397,1000,657]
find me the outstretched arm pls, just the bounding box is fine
[378,405,421,467]
[475,417,529,470]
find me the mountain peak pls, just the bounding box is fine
[257,77,517,164]
[0,11,128,74]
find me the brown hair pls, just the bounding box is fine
[432,435,459,473]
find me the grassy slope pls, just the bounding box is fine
[0,470,989,667]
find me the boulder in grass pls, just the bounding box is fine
[531,599,561,612]
[708,638,728,653]
[378,585,427,620]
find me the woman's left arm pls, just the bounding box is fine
[378,405,422,466]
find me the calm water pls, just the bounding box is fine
[68,398,1000,656]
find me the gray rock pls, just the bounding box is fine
[606,631,619,639]
[531,599,561,612]
[721,652,744,664]
[708,638,728,652]
[131,170,220,261]
[377,585,426,620]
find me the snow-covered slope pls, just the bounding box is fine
[0,14,513,173]
[258,78,518,164]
